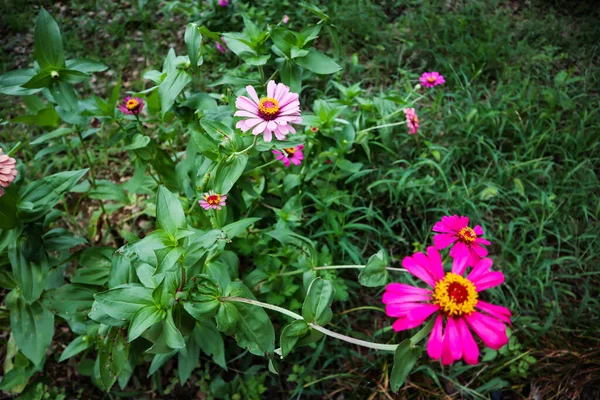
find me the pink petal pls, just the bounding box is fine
[470,243,488,258]
[391,317,426,332]
[382,292,431,304]
[456,317,479,365]
[273,130,287,140]
[401,254,436,288]
[274,82,288,102]
[450,242,470,275]
[252,121,267,136]
[267,80,276,98]
[234,110,258,118]
[477,301,512,324]
[473,225,484,236]
[236,96,259,112]
[427,314,443,359]
[467,258,493,282]
[263,130,273,142]
[426,246,445,281]
[458,216,469,230]
[405,304,439,322]
[245,85,260,104]
[472,271,505,292]
[267,121,277,131]
[465,312,508,350]
[433,233,458,249]
[385,283,432,296]
[290,158,302,166]
[385,303,426,317]
[281,157,290,167]
[475,237,491,246]
[442,317,462,365]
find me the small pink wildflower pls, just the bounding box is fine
[0,148,18,197]
[235,80,302,142]
[383,247,510,365]
[199,190,227,210]
[216,37,227,54]
[282,15,290,24]
[273,144,304,167]
[419,72,445,88]
[432,215,491,274]
[403,108,420,135]
[118,95,144,115]
[218,0,229,6]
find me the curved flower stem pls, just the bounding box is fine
[277,265,407,277]
[358,121,407,134]
[221,296,398,352]
[228,135,259,161]
[245,158,279,175]
[264,69,279,85]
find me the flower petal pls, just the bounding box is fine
[427,314,444,360]
[476,300,512,324]
[245,85,260,104]
[433,233,458,249]
[457,317,479,365]
[465,312,508,350]
[450,242,470,275]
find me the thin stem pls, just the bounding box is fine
[278,265,407,277]
[264,69,279,84]
[221,296,398,352]
[410,316,436,345]
[244,158,278,175]
[258,66,265,84]
[228,135,259,160]
[358,121,406,134]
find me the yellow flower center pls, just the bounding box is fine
[457,227,477,244]
[427,76,436,84]
[283,147,296,156]
[126,99,140,110]
[206,194,221,205]
[258,97,279,120]
[433,273,478,317]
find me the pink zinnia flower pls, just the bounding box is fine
[419,72,445,88]
[383,247,510,365]
[235,80,302,142]
[432,215,491,274]
[282,15,290,24]
[216,37,227,54]
[273,144,304,167]
[118,95,144,115]
[218,0,229,6]
[403,108,420,135]
[0,148,18,197]
[199,190,227,210]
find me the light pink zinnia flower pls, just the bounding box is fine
[282,15,290,24]
[403,108,420,135]
[199,191,227,210]
[118,95,144,115]
[235,80,301,142]
[0,149,18,197]
[218,0,229,6]
[419,72,445,88]
[273,144,304,167]
[432,215,491,274]
[216,37,227,54]
[383,247,510,365]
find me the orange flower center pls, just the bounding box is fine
[283,147,296,156]
[206,194,221,205]
[427,76,436,84]
[258,97,279,120]
[457,227,477,245]
[126,99,140,110]
[433,273,478,316]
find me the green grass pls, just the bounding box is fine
[1,0,599,398]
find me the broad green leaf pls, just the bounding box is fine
[302,278,335,325]
[222,218,261,239]
[42,284,95,325]
[30,127,74,145]
[297,25,322,47]
[0,69,40,96]
[279,61,302,94]
[59,69,90,83]
[94,285,153,321]
[98,328,129,391]
[158,68,191,118]
[122,133,151,151]
[21,69,54,89]
[358,250,389,287]
[194,321,226,369]
[35,8,65,69]
[390,339,422,392]
[50,80,78,112]
[185,23,203,68]
[163,309,185,349]
[155,246,185,275]
[59,335,93,362]
[66,58,108,73]
[8,240,49,304]
[214,154,248,194]
[0,184,18,230]
[156,186,187,237]
[270,28,296,57]
[7,294,54,366]
[280,320,309,358]
[148,350,177,376]
[184,275,222,321]
[178,335,200,384]
[128,305,165,342]
[299,2,330,21]
[295,50,341,75]
[89,180,130,205]
[71,266,110,286]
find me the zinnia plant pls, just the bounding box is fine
[383,246,510,365]
[118,95,144,115]
[0,148,18,197]
[273,144,304,167]
[235,80,302,142]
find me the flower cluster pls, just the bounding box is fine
[383,215,509,365]
[0,148,18,197]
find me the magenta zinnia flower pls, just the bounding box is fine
[282,15,290,24]
[118,95,144,115]
[383,247,510,365]
[0,149,18,197]
[403,108,420,135]
[199,191,227,210]
[216,37,227,54]
[432,215,490,274]
[273,144,304,167]
[419,72,445,88]
[218,0,229,6]
[235,80,301,142]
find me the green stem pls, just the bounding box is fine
[228,135,259,161]
[6,141,22,157]
[264,69,279,84]
[358,121,407,134]
[258,66,265,84]
[245,158,278,175]
[277,265,407,277]
[221,296,398,352]
[410,316,436,345]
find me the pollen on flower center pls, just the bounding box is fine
[427,76,436,83]
[258,97,280,120]
[126,99,140,110]
[206,194,221,205]
[433,273,478,316]
[283,147,296,156]
[458,227,477,244]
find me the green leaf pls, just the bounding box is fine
[297,25,322,47]
[59,335,93,362]
[66,58,108,73]
[222,218,261,239]
[302,278,335,325]
[280,320,309,358]
[270,28,296,57]
[7,294,54,366]
[155,246,186,275]
[9,240,50,304]
[156,186,187,237]
[185,23,203,68]
[35,8,65,69]
[214,155,248,194]
[89,180,130,205]
[295,50,341,75]
[30,127,74,145]
[42,284,95,325]
[98,328,129,391]
[122,133,151,151]
[128,305,165,342]
[0,184,19,230]
[148,350,177,376]
[49,80,78,112]
[178,335,200,384]
[194,321,226,369]
[158,68,191,118]
[94,285,153,321]
[59,69,90,84]
[390,339,422,392]
[185,275,222,320]
[358,250,389,287]
[0,69,40,96]
[163,309,185,349]
[21,69,54,89]
[299,2,330,21]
